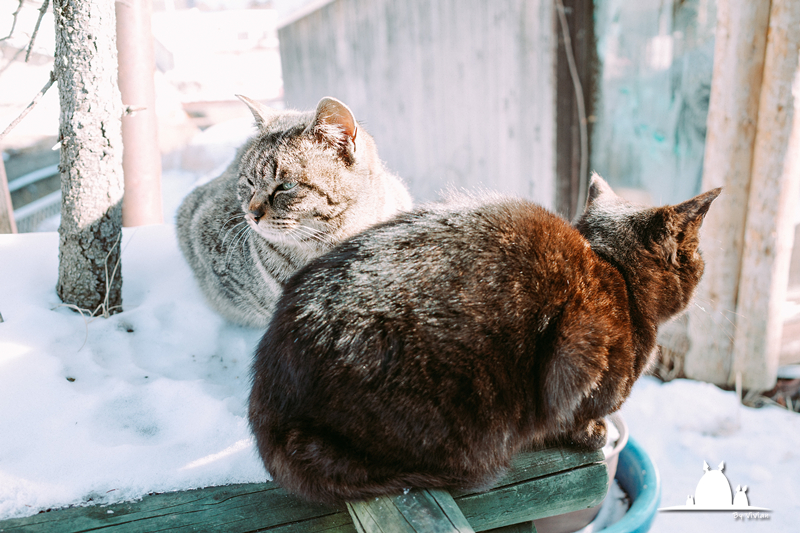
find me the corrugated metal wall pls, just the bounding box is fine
[278,0,556,207]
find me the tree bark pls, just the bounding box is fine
[54,0,124,315]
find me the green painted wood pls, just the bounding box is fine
[456,463,609,531]
[0,483,354,533]
[0,447,607,533]
[348,489,474,533]
[453,446,605,497]
[485,522,536,533]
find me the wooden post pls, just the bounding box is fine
[116,0,163,227]
[0,154,17,234]
[684,0,772,386]
[730,0,800,391]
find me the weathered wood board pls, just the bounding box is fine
[686,0,800,390]
[348,489,475,533]
[730,0,800,390]
[0,447,607,533]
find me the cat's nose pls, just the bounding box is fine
[249,201,266,223]
[249,209,265,223]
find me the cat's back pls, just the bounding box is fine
[275,195,621,353]
[251,195,628,502]
[250,178,720,504]
[291,195,600,294]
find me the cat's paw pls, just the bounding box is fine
[571,418,607,450]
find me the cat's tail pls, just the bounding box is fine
[258,425,480,505]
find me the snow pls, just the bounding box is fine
[1,144,799,531]
[0,224,269,519]
[620,377,800,531]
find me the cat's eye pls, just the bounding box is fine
[279,182,298,191]
[246,178,255,187]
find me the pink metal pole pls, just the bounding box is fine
[116,0,163,226]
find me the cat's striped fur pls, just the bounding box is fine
[176,96,412,328]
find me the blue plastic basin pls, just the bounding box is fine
[600,437,661,533]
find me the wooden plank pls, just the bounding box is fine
[452,447,603,498]
[0,448,606,533]
[348,489,474,533]
[730,0,800,391]
[0,483,354,533]
[485,523,536,533]
[0,155,17,234]
[455,463,608,532]
[684,0,772,386]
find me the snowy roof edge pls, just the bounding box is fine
[277,0,336,30]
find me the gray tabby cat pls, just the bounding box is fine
[176,96,412,328]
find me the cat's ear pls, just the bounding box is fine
[584,172,619,209]
[237,94,279,130]
[672,187,721,243]
[656,188,719,265]
[311,97,358,156]
[674,187,721,224]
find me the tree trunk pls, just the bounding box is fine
[54,0,124,315]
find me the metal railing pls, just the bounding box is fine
[9,164,61,233]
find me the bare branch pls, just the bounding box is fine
[0,70,57,143]
[0,0,25,42]
[25,0,51,62]
[124,105,148,116]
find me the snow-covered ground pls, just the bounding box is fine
[1,131,799,531]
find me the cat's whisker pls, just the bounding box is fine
[691,295,746,334]
[689,299,740,345]
[225,223,251,266]
[692,292,746,318]
[294,232,334,248]
[255,218,333,247]
[231,226,253,265]
[221,220,248,248]
[218,214,246,238]
[262,220,297,233]
[292,225,335,246]
[295,222,334,238]
[288,232,303,247]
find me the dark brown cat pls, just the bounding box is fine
[249,174,720,504]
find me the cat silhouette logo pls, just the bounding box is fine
[659,461,771,513]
